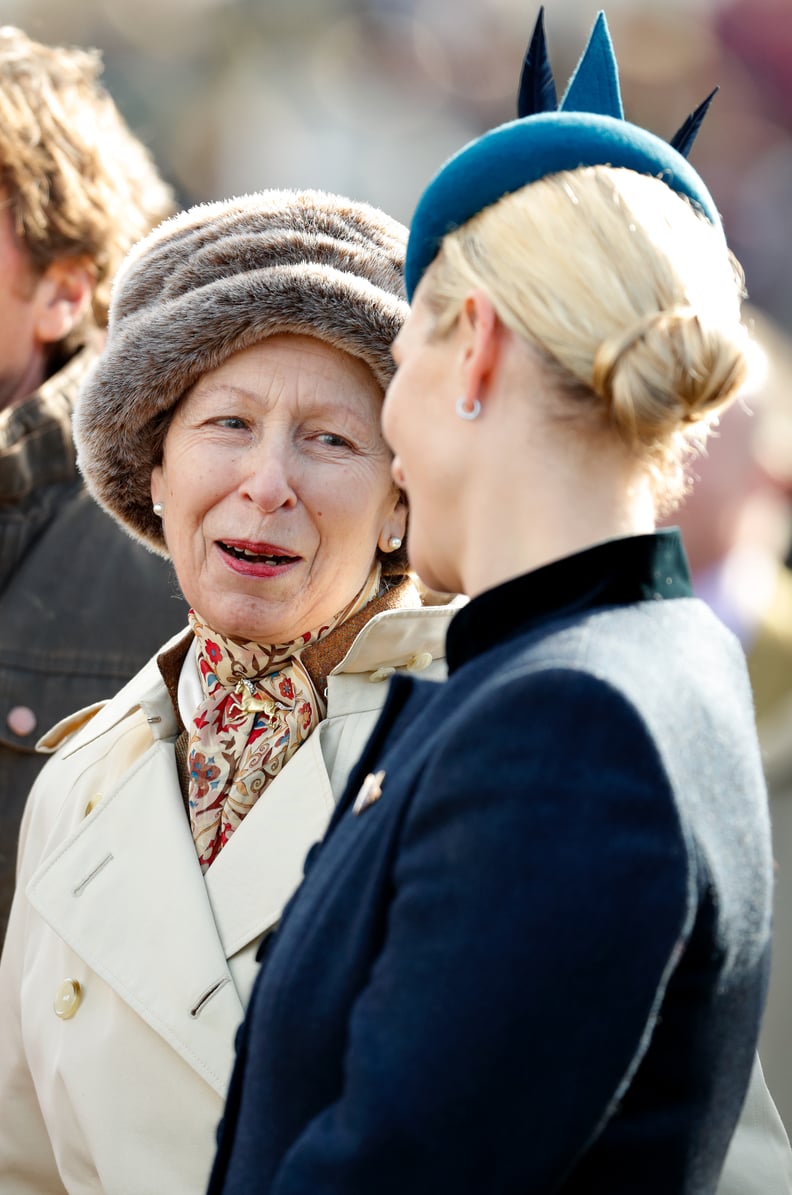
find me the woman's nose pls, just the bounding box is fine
[239,440,298,512]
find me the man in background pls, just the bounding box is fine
[0,27,188,943]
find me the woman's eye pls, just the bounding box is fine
[214,416,248,430]
[315,432,352,449]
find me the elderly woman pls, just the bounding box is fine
[0,190,457,1194]
[208,16,785,1195]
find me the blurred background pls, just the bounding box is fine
[3,0,792,1134]
[0,0,788,332]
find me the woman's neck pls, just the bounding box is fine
[457,426,656,599]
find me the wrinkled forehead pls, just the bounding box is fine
[174,335,386,428]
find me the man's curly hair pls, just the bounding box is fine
[0,26,174,348]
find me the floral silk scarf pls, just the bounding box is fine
[187,566,380,870]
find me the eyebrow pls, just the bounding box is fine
[188,381,261,404]
[184,381,380,432]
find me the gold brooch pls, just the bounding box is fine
[237,678,278,717]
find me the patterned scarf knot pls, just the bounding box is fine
[187,566,380,870]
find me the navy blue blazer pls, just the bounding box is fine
[208,531,772,1194]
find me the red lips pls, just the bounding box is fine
[217,539,300,576]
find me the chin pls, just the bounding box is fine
[195,598,284,645]
[409,552,457,599]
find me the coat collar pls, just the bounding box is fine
[37,591,461,758]
[0,344,96,503]
[0,345,98,585]
[446,529,692,674]
[35,625,189,757]
[330,593,464,676]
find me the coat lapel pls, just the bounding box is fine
[203,721,336,956]
[26,738,244,1097]
[23,619,437,1096]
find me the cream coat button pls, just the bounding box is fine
[54,979,82,1020]
[7,706,37,737]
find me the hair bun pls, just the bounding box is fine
[591,304,750,446]
[593,307,696,405]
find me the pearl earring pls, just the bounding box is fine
[388,537,402,551]
[153,502,164,517]
[455,396,481,421]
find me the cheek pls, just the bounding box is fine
[381,377,405,451]
[315,474,392,549]
[169,460,229,521]
[324,495,376,546]
[385,374,428,474]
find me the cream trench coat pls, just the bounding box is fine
[0,603,456,1195]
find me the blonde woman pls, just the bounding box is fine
[209,14,786,1195]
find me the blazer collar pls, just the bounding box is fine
[446,529,692,674]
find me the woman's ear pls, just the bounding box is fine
[378,486,409,554]
[458,290,501,410]
[32,257,95,345]
[151,463,165,507]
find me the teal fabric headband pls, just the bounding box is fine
[405,9,721,300]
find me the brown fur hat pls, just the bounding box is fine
[74,188,409,555]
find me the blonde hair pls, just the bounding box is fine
[0,27,174,344]
[423,166,758,510]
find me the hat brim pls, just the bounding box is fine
[404,112,722,300]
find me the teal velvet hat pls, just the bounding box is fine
[405,9,721,300]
